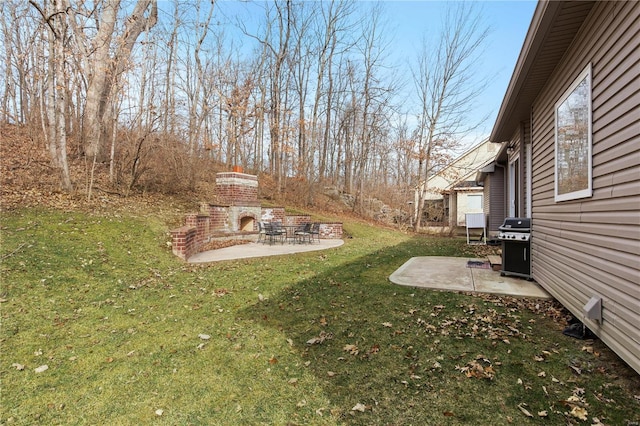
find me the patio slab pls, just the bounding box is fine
[188,239,344,263]
[389,256,551,299]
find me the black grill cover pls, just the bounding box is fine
[499,217,531,232]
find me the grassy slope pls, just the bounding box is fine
[1,208,638,425]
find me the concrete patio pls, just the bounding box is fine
[188,240,550,300]
[188,239,344,263]
[389,256,551,299]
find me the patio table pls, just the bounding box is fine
[282,225,311,244]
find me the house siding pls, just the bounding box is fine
[528,1,640,373]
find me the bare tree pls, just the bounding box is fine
[28,0,73,191]
[242,0,293,193]
[75,0,158,160]
[312,0,356,191]
[412,3,490,230]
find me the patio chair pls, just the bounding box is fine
[257,221,266,243]
[294,222,312,244]
[309,222,320,243]
[264,222,284,245]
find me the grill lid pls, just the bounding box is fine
[499,217,531,232]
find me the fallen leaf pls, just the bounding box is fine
[155,409,164,416]
[327,371,336,377]
[351,403,366,412]
[569,406,588,421]
[269,356,278,364]
[537,371,546,377]
[538,410,548,417]
[319,316,328,326]
[306,331,331,345]
[343,344,359,355]
[11,363,25,371]
[569,365,582,375]
[34,365,48,373]
[381,322,393,328]
[517,403,533,418]
[288,378,298,385]
[198,334,211,340]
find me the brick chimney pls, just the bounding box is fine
[215,171,259,207]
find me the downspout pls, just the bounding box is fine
[519,122,526,217]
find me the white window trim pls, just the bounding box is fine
[554,63,593,202]
[509,154,519,217]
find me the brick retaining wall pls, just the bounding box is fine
[170,171,342,260]
[171,213,343,260]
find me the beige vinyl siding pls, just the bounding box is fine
[529,1,640,373]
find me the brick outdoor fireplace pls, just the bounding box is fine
[215,171,262,233]
[170,169,343,260]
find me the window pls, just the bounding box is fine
[555,64,592,202]
[467,194,483,211]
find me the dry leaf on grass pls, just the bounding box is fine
[343,344,359,355]
[456,355,495,380]
[351,403,367,412]
[34,365,48,373]
[569,406,588,421]
[517,403,533,418]
[307,331,331,345]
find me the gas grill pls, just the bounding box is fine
[498,217,532,279]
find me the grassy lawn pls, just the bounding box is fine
[1,208,638,425]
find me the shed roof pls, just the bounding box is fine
[490,1,596,142]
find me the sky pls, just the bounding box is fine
[384,1,538,144]
[201,0,539,146]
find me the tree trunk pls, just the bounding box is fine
[82,0,157,160]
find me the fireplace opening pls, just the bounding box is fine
[239,216,255,232]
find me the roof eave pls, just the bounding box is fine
[490,1,596,143]
[490,1,558,143]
